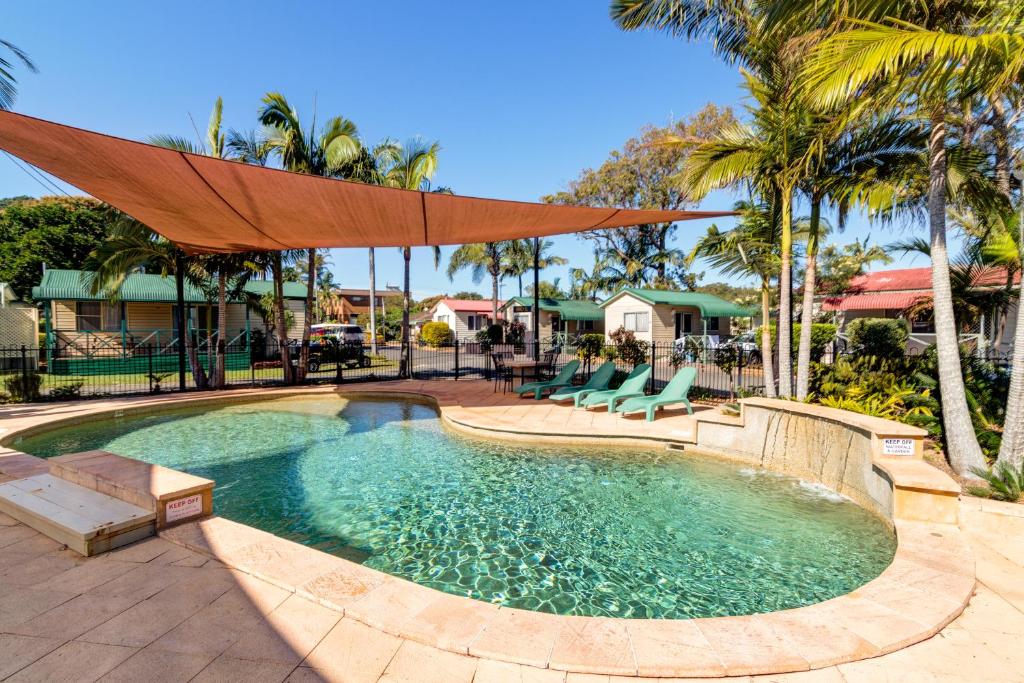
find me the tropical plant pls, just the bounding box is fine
[795,0,1022,476]
[689,201,781,397]
[757,323,837,362]
[257,92,361,383]
[969,462,1024,502]
[0,39,35,110]
[502,239,568,296]
[447,242,514,321]
[575,333,606,367]
[377,138,442,377]
[609,326,650,367]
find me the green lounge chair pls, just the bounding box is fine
[514,359,580,400]
[616,367,697,421]
[579,364,652,412]
[549,361,617,407]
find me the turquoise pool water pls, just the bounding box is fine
[16,395,896,619]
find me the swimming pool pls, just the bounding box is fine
[15,394,896,619]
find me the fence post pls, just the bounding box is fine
[648,341,656,394]
[736,345,744,395]
[148,345,153,393]
[20,345,28,394]
[335,343,343,385]
[454,338,460,381]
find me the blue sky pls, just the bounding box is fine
[3,1,926,298]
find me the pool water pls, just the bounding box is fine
[16,395,896,619]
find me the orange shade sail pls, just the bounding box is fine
[0,110,733,254]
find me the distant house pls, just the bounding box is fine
[330,286,403,324]
[33,269,308,358]
[820,266,1020,353]
[498,297,604,341]
[600,288,755,345]
[429,299,503,339]
[0,283,38,368]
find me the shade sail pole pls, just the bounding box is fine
[174,253,186,392]
[533,237,540,359]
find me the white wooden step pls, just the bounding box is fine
[0,474,156,556]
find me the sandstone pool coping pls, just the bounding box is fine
[0,381,976,677]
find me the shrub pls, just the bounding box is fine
[575,333,605,362]
[3,371,42,402]
[419,321,453,347]
[609,326,650,367]
[969,462,1024,502]
[475,324,504,351]
[755,323,837,361]
[50,382,84,400]
[505,320,526,345]
[846,318,907,359]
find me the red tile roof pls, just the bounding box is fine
[822,266,1019,311]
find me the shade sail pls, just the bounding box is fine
[0,110,734,254]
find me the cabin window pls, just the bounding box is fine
[76,302,121,332]
[436,314,449,325]
[910,314,934,334]
[683,313,693,334]
[468,315,481,331]
[705,316,720,332]
[623,311,650,333]
[579,320,595,331]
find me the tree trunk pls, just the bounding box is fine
[214,270,226,389]
[182,304,208,390]
[491,269,499,322]
[369,247,378,355]
[205,304,213,385]
[996,204,1024,468]
[796,198,821,401]
[777,187,794,397]
[991,98,1011,198]
[296,248,315,383]
[927,109,987,477]
[272,252,294,385]
[760,280,777,399]
[400,246,412,378]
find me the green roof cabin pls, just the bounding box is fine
[599,288,755,345]
[498,296,605,344]
[33,269,307,375]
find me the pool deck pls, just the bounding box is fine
[0,381,1021,681]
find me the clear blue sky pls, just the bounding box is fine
[3,1,926,298]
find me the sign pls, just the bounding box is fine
[165,493,203,523]
[882,438,916,456]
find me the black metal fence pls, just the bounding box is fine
[0,338,768,403]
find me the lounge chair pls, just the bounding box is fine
[615,367,697,421]
[548,361,617,407]
[579,364,652,412]
[514,359,580,400]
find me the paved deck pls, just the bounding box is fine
[1,383,1022,681]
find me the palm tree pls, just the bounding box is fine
[379,139,441,377]
[502,239,568,296]
[689,201,781,398]
[83,213,212,389]
[257,92,361,383]
[447,242,510,321]
[797,1,1023,475]
[0,39,36,110]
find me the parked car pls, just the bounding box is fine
[720,331,761,364]
[311,323,364,344]
[306,339,370,373]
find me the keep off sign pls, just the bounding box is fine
[165,493,203,523]
[882,438,916,456]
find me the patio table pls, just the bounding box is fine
[504,358,544,385]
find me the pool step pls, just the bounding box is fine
[49,451,214,530]
[0,474,155,556]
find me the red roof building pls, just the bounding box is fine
[822,266,1019,312]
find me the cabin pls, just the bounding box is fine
[327,286,403,324]
[820,266,1020,354]
[32,269,307,373]
[600,288,755,346]
[429,299,503,339]
[498,297,604,343]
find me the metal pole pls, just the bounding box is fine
[174,253,187,392]
[533,236,540,360]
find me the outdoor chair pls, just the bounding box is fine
[579,364,652,413]
[491,352,513,393]
[616,367,697,421]
[514,359,580,400]
[538,349,557,380]
[549,361,617,407]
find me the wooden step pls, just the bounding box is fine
[0,474,155,556]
